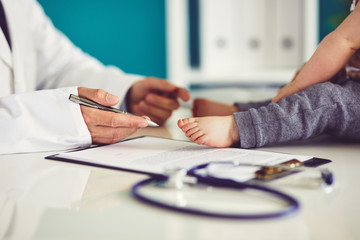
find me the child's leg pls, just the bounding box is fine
[192,98,238,117]
[177,116,240,148]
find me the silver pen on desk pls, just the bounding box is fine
[69,94,159,127]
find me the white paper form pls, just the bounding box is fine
[51,137,312,181]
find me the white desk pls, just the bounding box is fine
[1,88,360,240]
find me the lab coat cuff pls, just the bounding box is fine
[69,87,92,147]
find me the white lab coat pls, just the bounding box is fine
[0,0,143,154]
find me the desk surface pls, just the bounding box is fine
[1,88,360,240]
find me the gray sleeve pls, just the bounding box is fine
[235,100,271,111]
[233,80,360,148]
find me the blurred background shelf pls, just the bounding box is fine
[38,0,352,88]
[166,0,319,87]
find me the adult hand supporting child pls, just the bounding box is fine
[272,2,360,103]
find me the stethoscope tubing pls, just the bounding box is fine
[131,173,300,219]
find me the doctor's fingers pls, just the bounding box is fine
[81,106,148,128]
[145,93,181,111]
[89,126,139,144]
[144,78,190,102]
[161,86,190,102]
[78,87,119,107]
[132,101,172,126]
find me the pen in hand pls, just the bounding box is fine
[69,94,159,127]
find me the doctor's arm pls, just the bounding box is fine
[0,85,176,154]
[272,3,360,102]
[29,0,189,126]
[0,87,91,154]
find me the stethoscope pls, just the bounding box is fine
[131,161,333,219]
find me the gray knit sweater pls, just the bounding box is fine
[233,80,360,148]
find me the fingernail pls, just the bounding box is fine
[106,94,118,103]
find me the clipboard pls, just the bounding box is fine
[45,136,331,181]
[45,137,164,177]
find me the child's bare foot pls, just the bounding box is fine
[177,116,240,148]
[192,98,239,117]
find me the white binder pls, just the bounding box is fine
[166,0,318,86]
[200,0,235,74]
[275,0,303,68]
[238,0,266,69]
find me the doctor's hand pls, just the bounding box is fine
[127,77,191,126]
[78,87,149,144]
